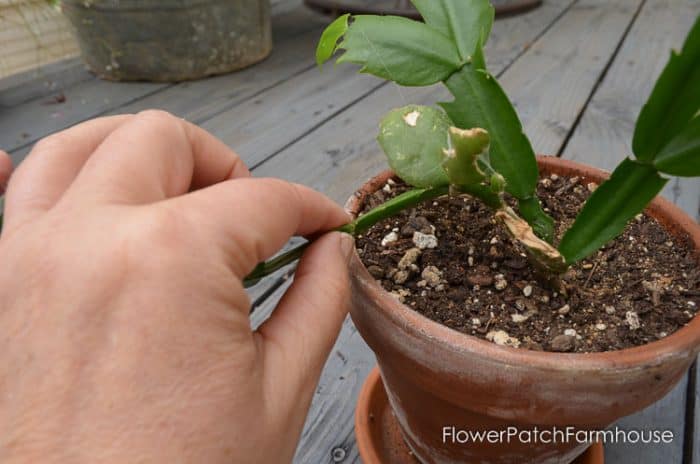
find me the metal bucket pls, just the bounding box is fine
[61,0,272,81]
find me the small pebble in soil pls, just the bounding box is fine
[625,311,641,330]
[383,183,392,193]
[595,323,607,331]
[522,285,533,297]
[412,231,438,249]
[471,318,481,327]
[467,270,493,287]
[398,248,421,270]
[494,274,508,291]
[550,334,575,352]
[605,305,616,315]
[381,231,398,247]
[512,313,530,323]
[486,330,521,348]
[393,270,410,285]
[421,266,442,287]
[558,304,571,316]
[390,288,411,303]
[400,216,434,237]
[564,328,578,337]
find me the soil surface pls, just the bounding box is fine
[355,174,700,353]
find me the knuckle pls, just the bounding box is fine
[135,109,181,129]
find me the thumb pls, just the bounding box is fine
[255,232,354,418]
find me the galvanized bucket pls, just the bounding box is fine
[62,0,272,81]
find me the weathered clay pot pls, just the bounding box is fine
[61,0,272,82]
[346,156,700,464]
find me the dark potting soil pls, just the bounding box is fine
[355,174,700,353]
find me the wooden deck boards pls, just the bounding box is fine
[1,0,698,462]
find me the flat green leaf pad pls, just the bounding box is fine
[337,15,462,86]
[378,105,452,188]
[316,14,350,67]
[412,0,495,60]
[633,16,700,161]
[654,116,700,177]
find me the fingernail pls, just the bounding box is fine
[339,233,355,261]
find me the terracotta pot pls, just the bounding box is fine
[345,156,700,464]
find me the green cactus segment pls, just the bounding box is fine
[441,55,537,200]
[518,196,555,245]
[440,44,555,242]
[336,16,462,86]
[316,14,350,67]
[633,15,700,162]
[559,158,668,264]
[489,173,506,194]
[411,0,495,60]
[653,116,700,177]
[377,105,452,188]
[442,127,490,186]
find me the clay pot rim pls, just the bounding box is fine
[345,155,700,371]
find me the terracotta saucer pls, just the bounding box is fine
[355,367,605,464]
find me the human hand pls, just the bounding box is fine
[0,111,353,463]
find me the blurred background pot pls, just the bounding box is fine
[61,0,272,82]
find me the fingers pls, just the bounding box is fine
[70,110,250,205]
[171,178,351,278]
[0,150,13,194]
[3,116,130,229]
[255,232,354,423]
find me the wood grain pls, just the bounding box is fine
[2,0,313,160]
[562,0,700,222]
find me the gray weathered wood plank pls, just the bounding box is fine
[0,58,91,108]
[103,5,330,125]
[561,0,700,221]
[502,0,644,156]
[1,0,313,160]
[199,66,382,169]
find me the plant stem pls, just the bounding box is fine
[243,185,449,287]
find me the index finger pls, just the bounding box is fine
[169,177,350,278]
[69,110,250,205]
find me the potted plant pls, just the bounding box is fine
[246,1,700,462]
[56,0,272,81]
